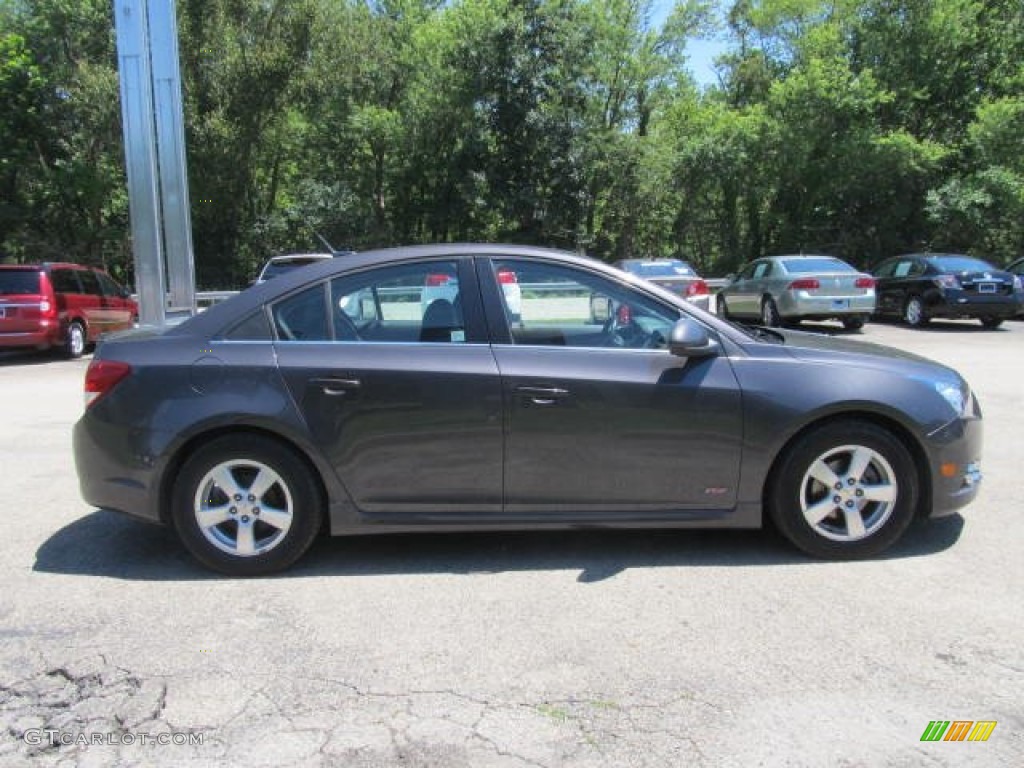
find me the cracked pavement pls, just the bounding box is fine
[1,322,1022,766]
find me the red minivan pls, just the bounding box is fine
[0,263,138,358]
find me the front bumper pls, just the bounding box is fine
[925,404,984,517]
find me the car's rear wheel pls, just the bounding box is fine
[769,420,918,559]
[172,435,322,576]
[903,296,928,327]
[841,315,865,331]
[761,297,781,327]
[980,316,1003,329]
[63,322,86,359]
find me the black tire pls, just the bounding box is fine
[768,420,918,559]
[63,321,86,359]
[903,296,928,327]
[716,294,729,318]
[841,315,865,331]
[980,316,1003,329]
[172,434,322,576]
[761,297,781,327]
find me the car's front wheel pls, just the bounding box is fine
[172,434,322,576]
[769,420,918,559]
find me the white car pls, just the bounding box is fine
[420,266,522,322]
[255,253,335,284]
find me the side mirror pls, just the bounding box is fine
[668,317,719,358]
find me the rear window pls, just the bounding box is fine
[631,261,696,278]
[928,255,995,273]
[0,270,41,295]
[782,258,856,273]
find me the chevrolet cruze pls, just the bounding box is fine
[74,245,982,575]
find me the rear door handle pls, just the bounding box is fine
[515,385,570,405]
[311,377,362,396]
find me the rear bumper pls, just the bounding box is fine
[778,293,875,318]
[73,416,163,525]
[928,293,1021,319]
[0,329,58,350]
[686,295,711,312]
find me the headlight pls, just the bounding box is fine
[1013,275,1023,293]
[935,380,968,416]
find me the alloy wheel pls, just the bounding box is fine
[193,460,294,557]
[798,444,898,542]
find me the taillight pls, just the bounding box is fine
[84,360,132,408]
[685,279,709,297]
[497,268,518,285]
[935,274,960,289]
[424,273,453,287]
[854,277,875,289]
[788,278,820,291]
[38,273,57,318]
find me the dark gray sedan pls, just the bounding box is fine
[74,245,982,575]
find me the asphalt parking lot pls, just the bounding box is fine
[1,319,1021,767]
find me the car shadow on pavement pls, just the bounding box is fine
[869,318,1008,333]
[0,350,79,366]
[35,509,965,583]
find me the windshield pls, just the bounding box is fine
[782,258,856,273]
[928,255,996,273]
[0,270,41,295]
[629,261,695,277]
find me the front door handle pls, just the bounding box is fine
[311,377,362,397]
[515,385,570,405]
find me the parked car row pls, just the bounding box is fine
[702,253,1023,330]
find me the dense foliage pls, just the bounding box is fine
[1,0,1022,287]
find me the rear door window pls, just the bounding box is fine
[0,271,41,295]
[50,269,83,294]
[77,270,102,296]
[272,285,331,342]
[95,271,125,297]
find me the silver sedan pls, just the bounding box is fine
[717,255,876,330]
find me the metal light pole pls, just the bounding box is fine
[113,0,195,326]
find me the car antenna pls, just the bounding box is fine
[314,231,337,255]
